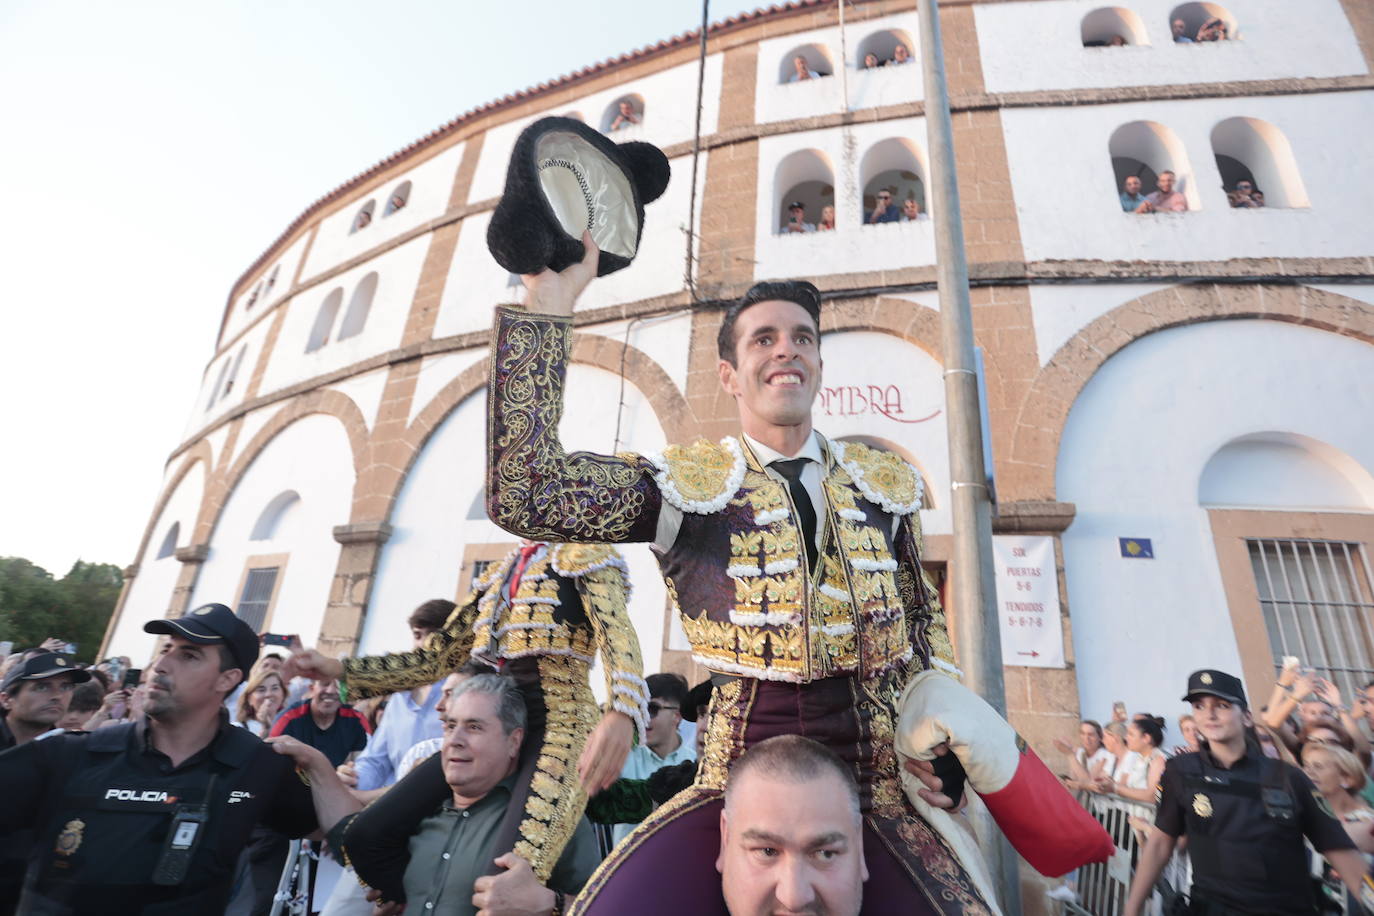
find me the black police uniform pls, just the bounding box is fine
[1157,670,1356,916]
[0,713,317,915]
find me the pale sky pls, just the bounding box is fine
[0,1,767,576]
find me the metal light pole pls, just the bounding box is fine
[916,1,1022,911]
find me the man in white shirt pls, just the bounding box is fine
[612,674,697,843]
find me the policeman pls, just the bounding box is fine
[1125,669,1367,916]
[0,604,357,915]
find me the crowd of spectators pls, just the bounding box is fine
[1174,16,1232,42]
[1053,659,1374,910]
[780,192,925,234]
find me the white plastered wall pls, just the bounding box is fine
[259,235,430,395]
[1057,318,1374,722]
[816,330,952,537]
[1001,91,1374,262]
[465,56,724,204]
[1029,282,1172,366]
[186,317,274,439]
[300,142,467,281]
[106,462,209,661]
[754,119,936,281]
[188,413,356,645]
[975,0,1367,94]
[365,366,670,688]
[754,11,925,125]
[579,311,695,396]
[221,232,311,349]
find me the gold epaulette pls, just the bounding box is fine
[833,440,924,515]
[647,437,746,514]
[548,543,625,578]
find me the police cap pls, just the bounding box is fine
[144,603,260,675]
[1182,669,1247,708]
[0,651,92,694]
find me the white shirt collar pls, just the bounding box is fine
[743,430,824,468]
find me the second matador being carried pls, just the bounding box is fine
[487,238,999,914]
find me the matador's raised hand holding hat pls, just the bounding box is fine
[486,116,671,278]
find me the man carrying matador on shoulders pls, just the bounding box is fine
[483,117,1109,915]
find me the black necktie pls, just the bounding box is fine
[771,458,817,571]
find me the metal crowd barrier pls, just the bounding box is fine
[1072,795,1142,915]
[270,838,318,916]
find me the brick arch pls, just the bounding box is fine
[130,441,213,566]
[1009,283,1374,500]
[822,295,943,361]
[362,335,695,526]
[195,389,370,543]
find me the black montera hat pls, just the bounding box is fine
[0,651,92,694]
[487,116,671,279]
[1182,669,1248,708]
[144,603,260,675]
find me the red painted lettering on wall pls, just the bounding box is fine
[818,384,940,424]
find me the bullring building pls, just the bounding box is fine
[101,0,1374,753]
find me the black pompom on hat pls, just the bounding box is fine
[487,116,671,278]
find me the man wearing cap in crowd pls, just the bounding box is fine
[0,651,91,750]
[1125,669,1369,916]
[782,200,816,234]
[0,652,94,913]
[0,604,360,915]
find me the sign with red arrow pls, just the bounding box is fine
[993,535,1066,669]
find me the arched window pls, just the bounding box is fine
[779,44,834,84]
[856,29,915,68]
[207,356,232,410]
[337,272,378,341]
[384,181,411,216]
[1108,120,1198,211]
[351,199,376,233]
[221,346,246,399]
[467,488,488,520]
[1168,2,1237,42]
[774,149,836,235]
[306,288,343,353]
[1081,7,1150,46]
[1210,117,1309,209]
[860,138,928,225]
[601,94,645,133]
[250,490,301,541]
[155,522,180,560]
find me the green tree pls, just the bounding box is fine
[0,557,123,664]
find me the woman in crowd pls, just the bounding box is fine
[235,668,286,736]
[863,52,881,69]
[818,205,836,231]
[1096,720,1130,790]
[1304,743,1374,855]
[1170,713,1200,756]
[1056,719,1115,793]
[1113,716,1168,840]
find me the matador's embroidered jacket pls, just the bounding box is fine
[486,308,957,685]
[341,542,651,741]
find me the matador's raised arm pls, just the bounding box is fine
[486,307,663,544]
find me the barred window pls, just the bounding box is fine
[236,566,280,633]
[1249,538,1374,698]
